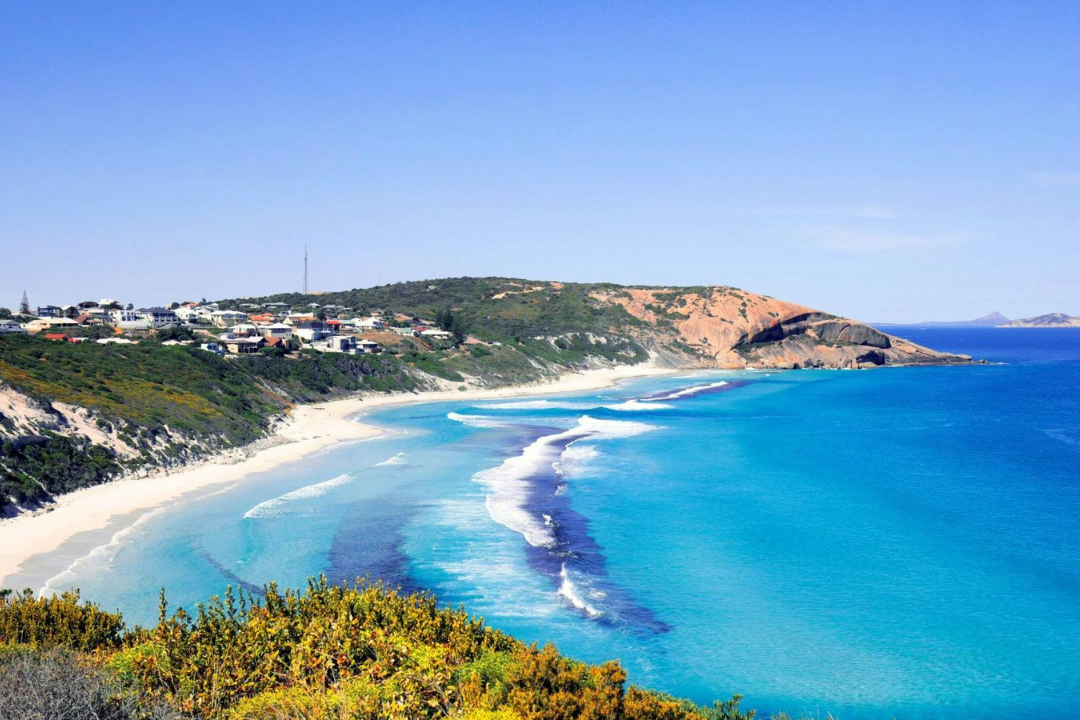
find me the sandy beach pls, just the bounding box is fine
[0,364,673,591]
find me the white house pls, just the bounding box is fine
[260,323,294,341]
[285,312,318,325]
[110,309,152,331]
[199,342,224,355]
[356,317,386,330]
[356,339,382,354]
[421,328,453,339]
[294,321,332,342]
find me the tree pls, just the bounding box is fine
[125,303,134,311]
[19,290,30,315]
[0,307,10,319]
[436,307,454,331]
[451,314,468,345]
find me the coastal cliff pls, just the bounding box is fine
[592,286,969,369]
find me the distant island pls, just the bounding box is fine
[1001,313,1080,328]
[875,312,1010,327]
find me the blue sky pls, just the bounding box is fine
[2,2,1078,322]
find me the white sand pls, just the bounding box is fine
[0,364,673,590]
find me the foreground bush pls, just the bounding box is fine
[0,577,753,719]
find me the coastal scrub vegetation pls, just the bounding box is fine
[0,578,755,720]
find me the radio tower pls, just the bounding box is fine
[303,245,309,294]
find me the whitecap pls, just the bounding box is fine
[375,452,408,466]
[557,563,603,618]
[447,411,506,428]
[476,400,596,410]
[644,380,729,402]
[604,399,674,411]
[243,473,355,519]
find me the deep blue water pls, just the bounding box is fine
[37,328,1080,718]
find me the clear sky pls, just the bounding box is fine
[2,2,1078,322]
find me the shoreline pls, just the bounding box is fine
[0,363,675,591]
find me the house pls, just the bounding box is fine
[356,317,386,330]
[248,313,277,324]
[324,335,357,353]
[43,333,68,342]
[293,321,332,342]
[261,323,294,341]
[137,307,180,328]
[285,312,317,325]
[390,326,417,337]
[60,305,82,319]
[35,305,63,318]
[0,319,26,334]
[356,339,382,354]
[211,310,248,327]
[25,317,80,333]
[199,342,224,355]
[97,337,137,345]
[224,336,266,354]
[421,328,454,340]
[229,323,260,337]
[326,319,343,332]
[110,309,152,331]
[173,306,201,322]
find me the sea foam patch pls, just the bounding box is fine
[376,452,408,466]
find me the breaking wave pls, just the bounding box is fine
[643,380,729,402]
[376,452,408,466]
[557,563,604,618]
[243,473,355,519]
[476,400,596,410]
[447,412,507,428]
[474,416,657,549]
[604,399,673,412]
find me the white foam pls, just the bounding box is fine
[605,399,674,412]
[474,415,657,549]
[447,411,507,428]
[645,380,729,402]
[375,452,408,466]
[555,444,599,477]
[243,473,355,519]
[40,505,172,597]
[476,400,595,410]
[557,563,603,617]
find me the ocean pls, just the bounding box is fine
[30,328,1080,718]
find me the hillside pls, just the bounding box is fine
[226,277,970,371]
[1002,313,1080,328]
[2,277,968,515]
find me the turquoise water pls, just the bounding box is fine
[41,329,1080,717]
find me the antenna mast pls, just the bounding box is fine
[303,245,309,294]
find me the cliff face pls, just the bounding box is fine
[592,287,970,369]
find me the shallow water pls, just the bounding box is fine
[33,328,1080,718]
